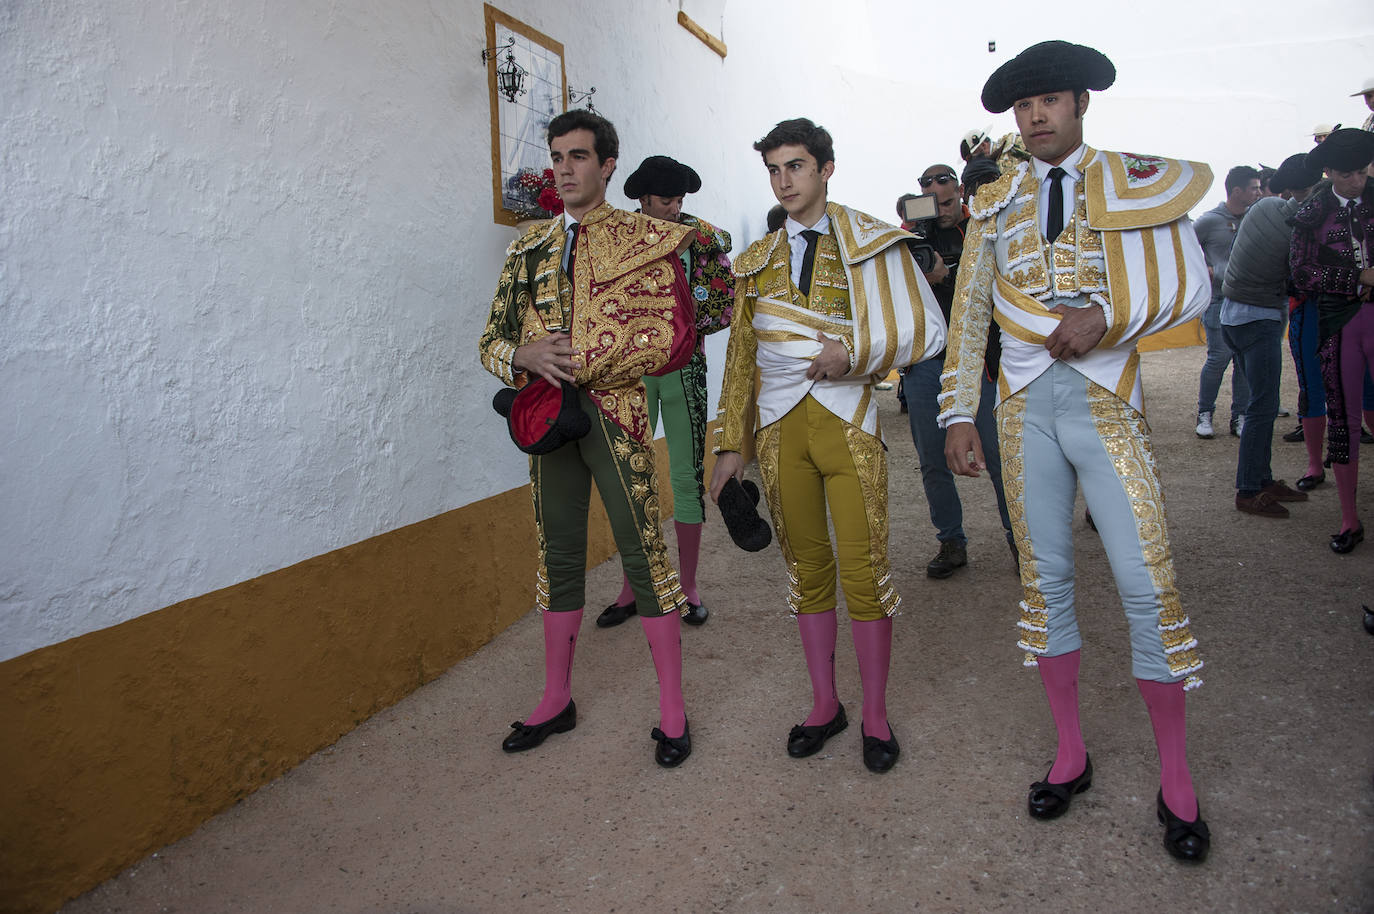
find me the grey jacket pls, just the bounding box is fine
[1193,201,1246,299]
[1221,196,1299,310]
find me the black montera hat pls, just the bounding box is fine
[492,378,590,455]
[1307,128,1374,173]
[624,155,702,199]
[716,478,771,552]
[981,41,1116,114]
[1268,153,1323,194]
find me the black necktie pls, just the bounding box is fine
[1348,202,1364,246]
[799,229,821,297]
[1046,167,1066,243]
[564,223,580,281]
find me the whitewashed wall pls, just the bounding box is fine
[3,0,1370,662]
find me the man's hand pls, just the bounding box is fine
[1044,303,1107,360]
[513,332,580,384]
[709,451,744,503]
[944,422,985,477]
[805,332,851,381]
[923,253,949,287]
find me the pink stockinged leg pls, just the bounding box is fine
[641,611,686,738]
[526,608,583,725]
[614,573,635,609]
[851,617,893,742]
[1302,416,1326,480]
[1038,650,1087,783]
[797,609,840,726]
[1137,677,1198,821]
[675,520,703,605]
[1334,459,1360,532]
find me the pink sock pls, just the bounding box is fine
[614,573,635,608]
[640,612,686,738]
[797,609,840,726]
[675,521,703,605]
[1038,651,1087,782]
[526,609,582,725]
[1302,416,1326,479]
[1333,457,1360,533]
[1137,678,1198,820]
[851,617,892,741]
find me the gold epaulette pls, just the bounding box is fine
[969,162,1028,220]
[584,212,692,284]
[504,217,562,257]
[731,231,783,278]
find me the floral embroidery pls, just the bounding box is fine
[1122,153,1165,183]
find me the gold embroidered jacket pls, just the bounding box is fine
[938,146,1211,421]
[478,201,694,443]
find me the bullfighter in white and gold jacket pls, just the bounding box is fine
[940,42,1214,862]
[711,118,945,775]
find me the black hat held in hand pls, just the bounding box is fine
[492,378,590,455]
[717,478,772,552]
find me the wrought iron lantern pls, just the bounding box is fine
[481,37,528,103]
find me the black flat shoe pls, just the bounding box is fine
[1157,790,1210,863]
[861,723,900,773]
[1295,472,1325,491]
[1028,754,1093,819]
[651,719,691,768]
[596,601,636,628]
[787,704,848,758]
[1330,524,1365,555]
[681,602,709,626]
[502,700,576,752]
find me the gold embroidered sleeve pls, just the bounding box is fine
[477,250,531,388]
[713,281,758,454]
[938,215,996,424]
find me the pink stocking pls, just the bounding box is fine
[1038,651,1087,783]
[1302,416,1326,480]
[675,521,703,605]
[851,617,893,741]
[1333,457,1360,533]
[640,612,686,738]
[526,609,582,725]
[613,573,635,609]
[797,609,839,726]
[1137,678,1198,820]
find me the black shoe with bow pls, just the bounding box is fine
[1331,523,1365,554]
[1028,754,1093,819]
[681,602,709,626]
[861,723,900,773]
[502,700,576,752]
[1157,790,1210,863]
[651,719,692,768]
[596,600,636,628]
[787,704,848,758]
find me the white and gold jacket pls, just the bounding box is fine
[938,146,1212,423]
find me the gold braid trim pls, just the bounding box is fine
[754,422,803,614]
[842,424,898,617]
[999,394,1051,663]
[1085,382,1203,689]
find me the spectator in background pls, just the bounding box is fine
[1353,77,1374,133]
[1290,128,1374,554]
[1219,153,1323,518]
[904,163,1014,578]
[1314,123,1334,145]
[961,156,1002,204]
[1193,165,1261,438]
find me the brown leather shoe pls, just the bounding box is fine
[1235,491,1289,517]
[1261,479,1308,502]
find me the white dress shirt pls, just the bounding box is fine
[785,212,832,288]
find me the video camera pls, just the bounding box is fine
[900,192,960,276]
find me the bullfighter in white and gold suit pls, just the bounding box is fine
[710,118,945,774]
[940,42,1214,861]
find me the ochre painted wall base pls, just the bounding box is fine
[0,437,685,913]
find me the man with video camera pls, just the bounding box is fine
[902,163,1014,579]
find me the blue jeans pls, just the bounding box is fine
[905,355,1012,545]
[1198,296,1249,419]
[1222,316,1284,494]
